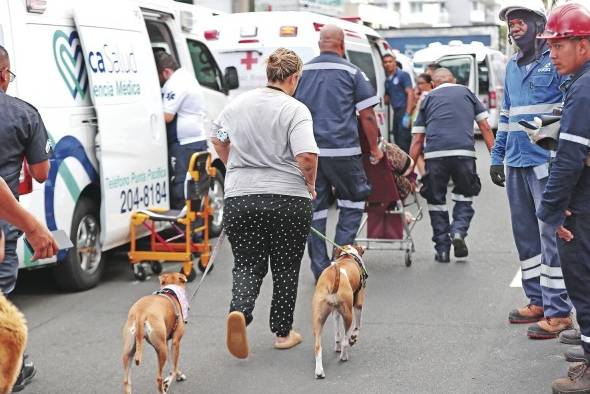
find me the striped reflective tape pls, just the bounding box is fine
[424,149,476,159]
[428,204,448,212]
[319,147,362,157]
[560,133,590,146]
[337,199,365,210]
[509,103,559,117]
[303,62,357,75]
[312,209,328,221]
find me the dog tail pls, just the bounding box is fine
[330,264,340,294]
[134,317,146,366]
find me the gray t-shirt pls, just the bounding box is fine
[211,87,319,198]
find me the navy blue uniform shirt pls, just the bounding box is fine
[384,68,412,110]
[295,52,379,157]
[537,60,590,226]
[412,83,488,159]
[0,91,50,197]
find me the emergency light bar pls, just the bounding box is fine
[204,30,219,40]
[26,0,47,14]
[240,26,258,38]
[279,26,298,37]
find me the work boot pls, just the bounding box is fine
[11,358,36,392]
[566,349,587,363]
[509,304,544,324]
[528,316,573,339]
[552,362,590,394]
[451,233,468,258]
[434,250,450,263]
[561,329,583,346]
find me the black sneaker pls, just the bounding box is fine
[565,349,587,363]
[560,329,583,346]
[434,251,450,263]
[11,360,36,392]
[452,234,468,258]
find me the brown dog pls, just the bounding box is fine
[312,245,366,379]
[122,272,189,394]
[0,292,27,394]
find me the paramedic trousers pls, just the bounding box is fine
[506,166,571,318]
[224,194,312,337]
[0,222,22,294]
[421,157,480,254]
[308,156,371,280]
[390,107,411,154]
[558,213,590,361]
[169,140,208,210]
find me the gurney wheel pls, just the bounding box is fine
[180,266,197,282]
[150,261,163,275]
[197,258,214,274]
[134,264,147,281]
[404,251,412,267]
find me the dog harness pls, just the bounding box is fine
[154,285,189,339]
[340,246,369,289]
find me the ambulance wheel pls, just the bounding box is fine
[134,264,147,281]
[53,197,104,291]
[180,266,197,282]
[405,251,412,267]
[197,258,214,273]
[209,171,224,237]
[150,261,163,275]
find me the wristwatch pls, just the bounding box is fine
[216,128,230,143]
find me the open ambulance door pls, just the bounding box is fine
[436,54,478,95]
[75,1,169,248]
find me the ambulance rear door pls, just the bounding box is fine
[74,1,169,248]
[436,54,478,95]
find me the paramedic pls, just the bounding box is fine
[410,68,494,263]
[535,3,590,392]
[156,51,209,210]
[0,44,57,392]
[383,53,415,153]
[491,0,572,339]
[295,25,383,280]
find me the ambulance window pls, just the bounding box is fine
[478,61,489,94]
[186,39,223,92]
[145,20,179,62]
[346,50,377,91]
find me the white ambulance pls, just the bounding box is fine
[197,11,399,138]
[412,40,507,131]
[0,0,237,291]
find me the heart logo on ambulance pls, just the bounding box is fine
[52,30,89,100]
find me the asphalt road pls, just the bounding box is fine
[10,140,574,394]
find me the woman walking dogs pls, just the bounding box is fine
[210,48,319,359]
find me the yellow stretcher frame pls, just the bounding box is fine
[128,152,217,280]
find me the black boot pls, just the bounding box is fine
[452,233,468,258]
[11,358,36,392]
[434,250,450,263]
[561,329,583,345]
[566,349,588,363]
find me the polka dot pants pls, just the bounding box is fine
[224,194,312,337]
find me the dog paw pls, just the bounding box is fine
[163,376,173,392]
[176,372,187,382]
[334,341,341,353]
[315,372,325,379]
[339,352,349,362]
[349,335,357,346]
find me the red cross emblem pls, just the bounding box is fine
[240,51,258,70]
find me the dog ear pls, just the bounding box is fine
[159,274,168,286]
[179,273,187,283]
[333,247,344,259]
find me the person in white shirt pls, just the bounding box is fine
[156,51,209,209]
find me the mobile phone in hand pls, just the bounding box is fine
[24,229,73,255]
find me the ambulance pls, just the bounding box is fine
[0,0,237,291]
[198,11,400,138]
[412,40,507,131]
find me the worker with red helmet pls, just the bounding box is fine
[535,3,590,393]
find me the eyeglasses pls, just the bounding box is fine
[2,68,15,83]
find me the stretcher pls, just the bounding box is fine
[128,152,216,281]
[355,137,423,267]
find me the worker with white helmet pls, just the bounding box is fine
[491,0,572,339]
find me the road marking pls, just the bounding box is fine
[510,270,522,288]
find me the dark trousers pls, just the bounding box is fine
[558,213,590,360]
[169,140,208,210]
[390,107,411,154]
[0,222,22,294]
[308,156,371,280]
[224,194,312,337]
[421,157,480,253]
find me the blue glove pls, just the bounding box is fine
[402,113,410,129]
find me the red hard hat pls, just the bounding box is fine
[538,3,590,40]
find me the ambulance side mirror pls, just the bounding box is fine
[223,67,239,92]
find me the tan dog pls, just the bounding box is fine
[122,272,189,394]
[312,245,366,379]
[0,292,27,394]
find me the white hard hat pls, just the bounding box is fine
[498,0,547,22]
